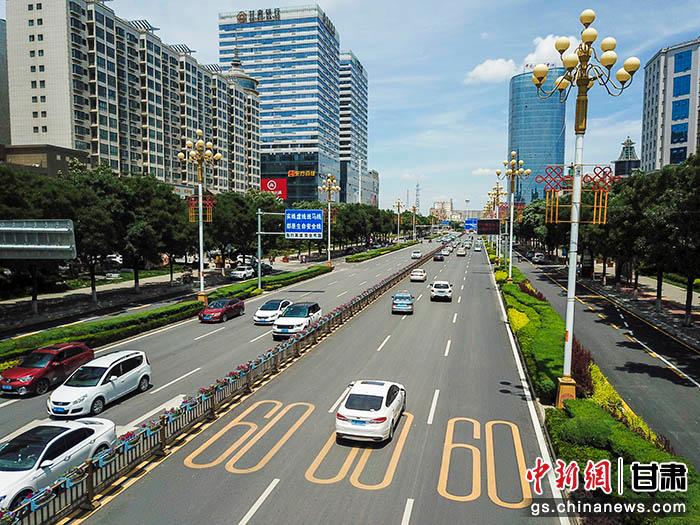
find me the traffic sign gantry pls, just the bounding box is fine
[0,219,77,260]
[285,209,324,240]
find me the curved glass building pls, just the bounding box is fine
[508,68,566,203]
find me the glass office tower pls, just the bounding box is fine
[508,67,566,203]
[218,6,340,202]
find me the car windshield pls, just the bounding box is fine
[0,426,67,472]
[434,283,449,289]
[260,300,282,311]
[394,294,412,302]
[21,352,54,368]
[64,366,107,387]
[208,300,228,309]
[345,394,383,412]
[282,305,310,318]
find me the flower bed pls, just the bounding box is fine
[345,241,418,263]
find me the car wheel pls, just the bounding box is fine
[9,490,33,510]
[34,378,50,395]
[93,444,110,459]
[387,421,395,442]
[90,397,105,416]
[272,335,281,341]
[137,376,149,393]
[221,314,228,323]
[335,433,345,446]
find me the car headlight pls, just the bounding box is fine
[18,376,34,383]
[73,394,88,405]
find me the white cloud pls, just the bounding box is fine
[464,34,579,85]
[471,167,494,177]
[463,58,518,85]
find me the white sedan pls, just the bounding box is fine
[0,418,116,510]
[409,269,427,282]
[410,250,422,259]
[335,380,406,443]
[253,299,293,325]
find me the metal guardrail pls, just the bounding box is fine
[2,243,445,525]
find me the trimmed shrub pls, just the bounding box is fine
[507,308,529,332]
[571,338,593,398]
[495,270,508,283]
[345,242,418,263]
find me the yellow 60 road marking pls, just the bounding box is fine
[184,400,314,474]
[305,412,414,491]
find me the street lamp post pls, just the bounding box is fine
[411,205,417,241]
[532,8,639,407]
[178,129,222,300]
[497,151,531,282]
[488,183,505,260]
[394,199,403,241]
[318,174,341,266]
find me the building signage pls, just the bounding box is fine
[464,218,478,231]
[285,209,324,240]
[288,170,316,178]
[236,8,281,24]
[261,178,287,200]
[477,219,501,235]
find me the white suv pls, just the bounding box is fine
[410,250,422,259]
[430,281,453,302]
[48,351,151,417]
[272,302,322,340]
[230,266,255,280]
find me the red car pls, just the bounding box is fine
[0,343,94,396]
[198,298,245,323]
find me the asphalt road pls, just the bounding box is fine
[80,246,564,525]
[0,244,435,440]
[515,258,700,469]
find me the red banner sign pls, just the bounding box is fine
[261,178,287,200]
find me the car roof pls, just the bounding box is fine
[348,380,394,397]
[394,291,412,296]
[433,280,450,286]
[410,268,425,272]
[36,342,82,353]
[83,350,144,367]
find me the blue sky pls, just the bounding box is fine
[2,0,699,211]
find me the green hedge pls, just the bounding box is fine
[501,276,564,404]
[1,265,333,364]
[345,241,418,263]
[547,400,700,524]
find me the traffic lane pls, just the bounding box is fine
[0,244,428,436]
[517,261,700,469]
[87,247,555,524]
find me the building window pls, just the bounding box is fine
[28,19,34,26]
[36,2,42,8]
[30,65,36,72]
[669,147,687,164]
[671,99,689,120]
[41,126,47,133]
[39,65,45,72]
[29,35,35,42]
[37,34,43,41]
[38,50,44,56]
[33,127,39,133]
[29,50,35,57]
[31,80,37,88]
[41,111,47,118]
[28,3,33,10]
[39,80,45,88]
[673,75,690,97]
[37,18,42,25]
[40,95,46,102]
[32,111,38,118]
[671,123,688,144]
[31,96,37,103]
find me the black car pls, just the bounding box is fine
[433,253,445,261]
[526,250,535,259]
[254,263,273,277]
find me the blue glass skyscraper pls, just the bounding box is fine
[508,68,566,203]
[218,6,340,202]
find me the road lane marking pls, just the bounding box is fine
[300,291,312,297]
[401,498,415,525]
[118,394,184,433]
[452,313,457,324]
[129,303,152,310]
[427,389,440,425]
[416,294,423,301]
[358,280,367,286]
[337,290,348,297]
[610,323,620,330]
[0,399,19,410]
[248,329,273,343]
[149,368,201,395]
[238,478,280,525]
[375,273,382,277]
[328,280,339,286]
[328,386,351,413]
[463,276,466,281]
[460,284,464,290]
[458,296,462,304]
[376,334,391,352]
[193,326,226,341]
[401,315,407,320]
[634,339,700,389]
[96,318,198,354]
[444,340,451,357]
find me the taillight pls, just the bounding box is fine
[369,417,387,424]
[336,413,349,421]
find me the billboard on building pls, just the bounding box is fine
[261,178,287,200]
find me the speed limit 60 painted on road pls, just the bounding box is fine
[261,177,287,200]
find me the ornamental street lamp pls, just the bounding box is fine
[411,205,417,241]
[532,8,639,407]
[318,174,341,266]
[178,129,223,299]
[394,199,403,241]
[497,151,531,282]
[488,182,506,260]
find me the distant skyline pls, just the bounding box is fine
[2,0,699,211]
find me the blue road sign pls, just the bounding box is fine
[285,209,324,240]
[441,220,450,225]
[464,218,478,231]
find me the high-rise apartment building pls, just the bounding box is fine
[218,5,341,202]
[6,0,259,194]
[641,36,700,172]
[339,50,368,203]
[0,19,11,145]
[508,67,566,203]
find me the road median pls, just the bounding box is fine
[345,241,418,263]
